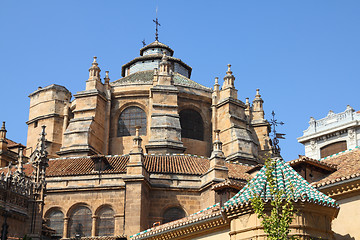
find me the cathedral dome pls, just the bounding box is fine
[139,40,174,56]
[121,40,192,78]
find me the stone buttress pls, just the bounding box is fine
[57,57,111,156]
[145,52,185,154]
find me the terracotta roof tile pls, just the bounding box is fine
[43,154,251,180]
[130,203,222,239]
[144,155,208,175]
[5,138,22,148]
[289,155,337,172]
[226,162,252,181]
[312,147,360,187]
[46,155,129,177]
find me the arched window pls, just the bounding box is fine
[180,109,204,140]
[68,206,92,237]
[320,141,347,158]
[163,207,186,224]
[46,209,64,238]
[118,106,147,137]
[96,207,115,236]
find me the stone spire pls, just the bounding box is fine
[0,121,7,140]
[159,51,171,73]
[214,77,220,92]
[245,97,251,119]
[204,130,228,186]
[131,126,143,154]
[210,130,225,159]
[0,122,8,152]
[252,89,264,118]
[219,64,237,99]
[86,56,103,90]
[222,64,235,89]
[157,51,173,85]
[89,56,101,80]
[104,70,110,85]
[29,125,49,237]
[16,145,25,174]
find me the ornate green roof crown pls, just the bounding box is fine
[224,157,338,210]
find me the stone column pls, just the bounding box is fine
[92,215,97,236]
[124,130,150,236]
[63,217,69,238]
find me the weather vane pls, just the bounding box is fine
[269,111,285,157]
[153,7,161,41]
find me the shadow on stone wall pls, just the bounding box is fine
[334,233,355,240]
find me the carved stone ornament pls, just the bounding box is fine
[310,140,317,151]
[348,128,355,139]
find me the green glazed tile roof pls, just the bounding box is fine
[111,70,211,91]
[224,157,338,210]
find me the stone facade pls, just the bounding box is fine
[26,40,272,164]
[298,105,360,159]
[22,39,275,239]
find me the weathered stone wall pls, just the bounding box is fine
[44,174,126,237]
[27,85,71,157]
[148,188,202,226]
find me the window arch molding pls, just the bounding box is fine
[95,204,115,236]
[161,205,187,224]
[179,108,205,141]
[67,203,93,237]
[45,207,65,238]
[117,103,147,137]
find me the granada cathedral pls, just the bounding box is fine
[24,36,272,238]
[1,24,360,240]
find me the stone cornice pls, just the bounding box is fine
[298,120,358,143]
[26,113,61,125]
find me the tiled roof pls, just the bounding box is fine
[312,147,360,187]
[42,154,251,180]
[5,138,23,148]
[224,157,338,210]
[289,155,337,172]
[130,203,222,239]
[46,155,129,176]
[226,162,252,180]
[112,70,211,91]
[212,178,246,191]
[120,54,192,77]
[144,155,208,175]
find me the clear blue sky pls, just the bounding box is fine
[1,1,359,161]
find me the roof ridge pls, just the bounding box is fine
[313,172,360,188]
[289,155,337,169]
[49,154,130,161]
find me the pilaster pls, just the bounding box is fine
[202,130,228,186]
[124,127,150,236]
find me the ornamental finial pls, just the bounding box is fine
[226,64,232,74]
